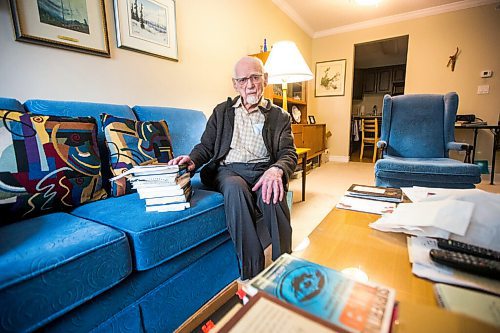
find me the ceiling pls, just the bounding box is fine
[272,0,498,38]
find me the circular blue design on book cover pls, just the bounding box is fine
[276,265,327,305]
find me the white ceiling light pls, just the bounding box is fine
[355,0,380,6]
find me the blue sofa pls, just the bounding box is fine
[0,97,239,332]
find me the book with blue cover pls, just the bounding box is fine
[243,254,396,333]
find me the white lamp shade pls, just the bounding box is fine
[264,41,313,84]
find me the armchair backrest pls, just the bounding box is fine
[380,92,458,158]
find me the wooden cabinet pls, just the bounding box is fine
[292,124,326,161]
[376,68,392,93]
[251,51,308,124]
[391,65,406,96]
[352,69,364,100]
[361,65,405,95]
[362,70,377,94]
[393,65,406,82]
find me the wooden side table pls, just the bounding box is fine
[295,148,310,201]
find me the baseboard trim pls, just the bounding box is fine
[329,155,349,163]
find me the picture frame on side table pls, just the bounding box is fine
[315,59,346,97]
[8,0,110,57]
[113,0,178,61]
[308,115,316,124]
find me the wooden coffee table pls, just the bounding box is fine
[178,207,499,332]
[295,207,436,306]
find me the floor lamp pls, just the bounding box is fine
[264,41,313,112]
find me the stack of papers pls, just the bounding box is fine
[370,199,474,238]
[407,236,500,296]
[336,196,397,215]
[370,187,500,250]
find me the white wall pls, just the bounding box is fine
[0,0,311,117]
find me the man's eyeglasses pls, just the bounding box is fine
[233,74,263,86]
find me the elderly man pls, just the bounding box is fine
[169,56,297,279]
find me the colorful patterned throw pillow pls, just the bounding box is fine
[0,110,107,223]
[101,114,174,196]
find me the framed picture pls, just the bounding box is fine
[113,0,178,61]
[8,0,110,57]
[315,59,346,97]
[308,115,316,124]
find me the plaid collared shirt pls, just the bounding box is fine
[223,98,270,164]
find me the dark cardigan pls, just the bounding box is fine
[189,96,298,188]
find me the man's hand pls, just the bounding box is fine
[168,155,196,171]
[252,167,284,205]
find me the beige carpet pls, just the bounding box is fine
[288,161,500,250]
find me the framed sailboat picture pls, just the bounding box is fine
[8,0,110,57]
[113,0,178,61]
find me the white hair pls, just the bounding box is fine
[232,56,265,78]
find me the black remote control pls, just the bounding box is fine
[429,249,500,280]
[436,238,500,261]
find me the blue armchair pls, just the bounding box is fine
[375,93,481,189]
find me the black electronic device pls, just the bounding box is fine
[429,249,500,280]
[456,114,476,123]
[436,238,500,261]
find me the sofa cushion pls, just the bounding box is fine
[23,99,136,192]
[0,212,133,333]
[101,113,175,196]
[0,110,107,223]
[375,156,481,188]
[0,97,24,112]
[133,106,207,156]
[70,189,227,271]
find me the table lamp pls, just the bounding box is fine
[264,41,313,112]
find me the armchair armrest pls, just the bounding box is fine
[377,140,387,160]
[447,142,472,151]
[447,142,474,163]
[377,140,387,149]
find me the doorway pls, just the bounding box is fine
[350,35,409,162]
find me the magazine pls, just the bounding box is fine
[244,254,396,333]
[346,184,403,203]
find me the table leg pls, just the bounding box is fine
[301,152,307,201]
[490,129,498,185]
[472,128,478,164]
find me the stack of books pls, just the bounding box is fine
[237,254,396,333]
[110,164,192,212]
[335,184,402,215]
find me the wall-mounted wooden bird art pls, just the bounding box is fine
[447,47,460,72]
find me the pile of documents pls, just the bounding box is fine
[368,187,500,296]
[369,187,500,251]
[110,164,192,212]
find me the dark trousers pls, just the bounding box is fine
[214,163,292,279]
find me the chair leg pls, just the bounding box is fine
[360,142,364,161]
[373,146,377,163]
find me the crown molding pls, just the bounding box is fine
[308,0,498,38]
[272,0,315,37]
